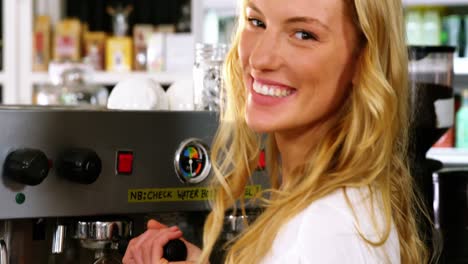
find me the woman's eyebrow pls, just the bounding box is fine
[246,1,330,32]
[285,17,330,32]
[246,1,263,15]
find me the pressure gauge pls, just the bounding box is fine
[174,138,211,184]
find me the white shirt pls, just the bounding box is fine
[260,187,400,264]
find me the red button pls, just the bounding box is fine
[257,150,266,171]
[117,152,133,174]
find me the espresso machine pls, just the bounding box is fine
[408,46,468,263]
[0,107,268,264]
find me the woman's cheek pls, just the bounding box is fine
[239,30,256,67]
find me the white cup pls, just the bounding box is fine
[107,77,168,110]
[166,79,195,111]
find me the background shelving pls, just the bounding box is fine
[21,0,238,92]
[427,148,468,165]
[203,0,237,11]
[11,0,214,104]
[2,0,18,104]
[454,58,468,75]
[404,0,468,6]
[30,71,192,86]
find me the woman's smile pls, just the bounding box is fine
[248,76,297,106]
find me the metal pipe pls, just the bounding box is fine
[51,225,67,254]
[0,240,8,264]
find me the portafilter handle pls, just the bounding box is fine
[0,239,8,264]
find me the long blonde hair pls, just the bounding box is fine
[200,0,429,263]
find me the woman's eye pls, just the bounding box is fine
[294,31,317,41]
[247,18,266,28]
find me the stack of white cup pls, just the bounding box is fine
[107,77,195,111]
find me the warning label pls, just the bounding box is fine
[128,185,262,203]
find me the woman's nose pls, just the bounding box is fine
[249,32,282,72]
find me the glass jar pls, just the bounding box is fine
[59,68,108,106]
[35,67,108,107]
[193,43,227,111]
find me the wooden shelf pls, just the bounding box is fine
[31,71,192,86]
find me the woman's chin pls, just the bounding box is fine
[245,114,279,133]
[248,124,271,133]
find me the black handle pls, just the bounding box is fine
[119,238,187,262]
[163,239,187,262]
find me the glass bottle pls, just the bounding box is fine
[456,89,468,148]
[422,9,441,45]
[193,43,227,111]
[405,9,423,45]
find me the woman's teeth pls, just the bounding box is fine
[253,81,293,97]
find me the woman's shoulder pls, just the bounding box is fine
[301,186,392,238]
[274,186,388,240]
[264,186,401,264]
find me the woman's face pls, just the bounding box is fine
[239,0,360,134]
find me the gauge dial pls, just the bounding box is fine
[174,139,211,184]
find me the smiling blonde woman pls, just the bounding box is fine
[123,0,429,263]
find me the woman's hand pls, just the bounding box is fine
[122,219,202,264]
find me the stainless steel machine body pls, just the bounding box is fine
[0,107,268,264]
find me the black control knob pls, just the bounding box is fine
[163,239,187,262]
[57,148,102,184]
[4,149,50,186]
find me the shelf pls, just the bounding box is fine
[31,71,192,86]
[454,58,468,75]
[203,0,237,10]
[404,0,468,5]
[391,57,468,76]
[427,148,468,165]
